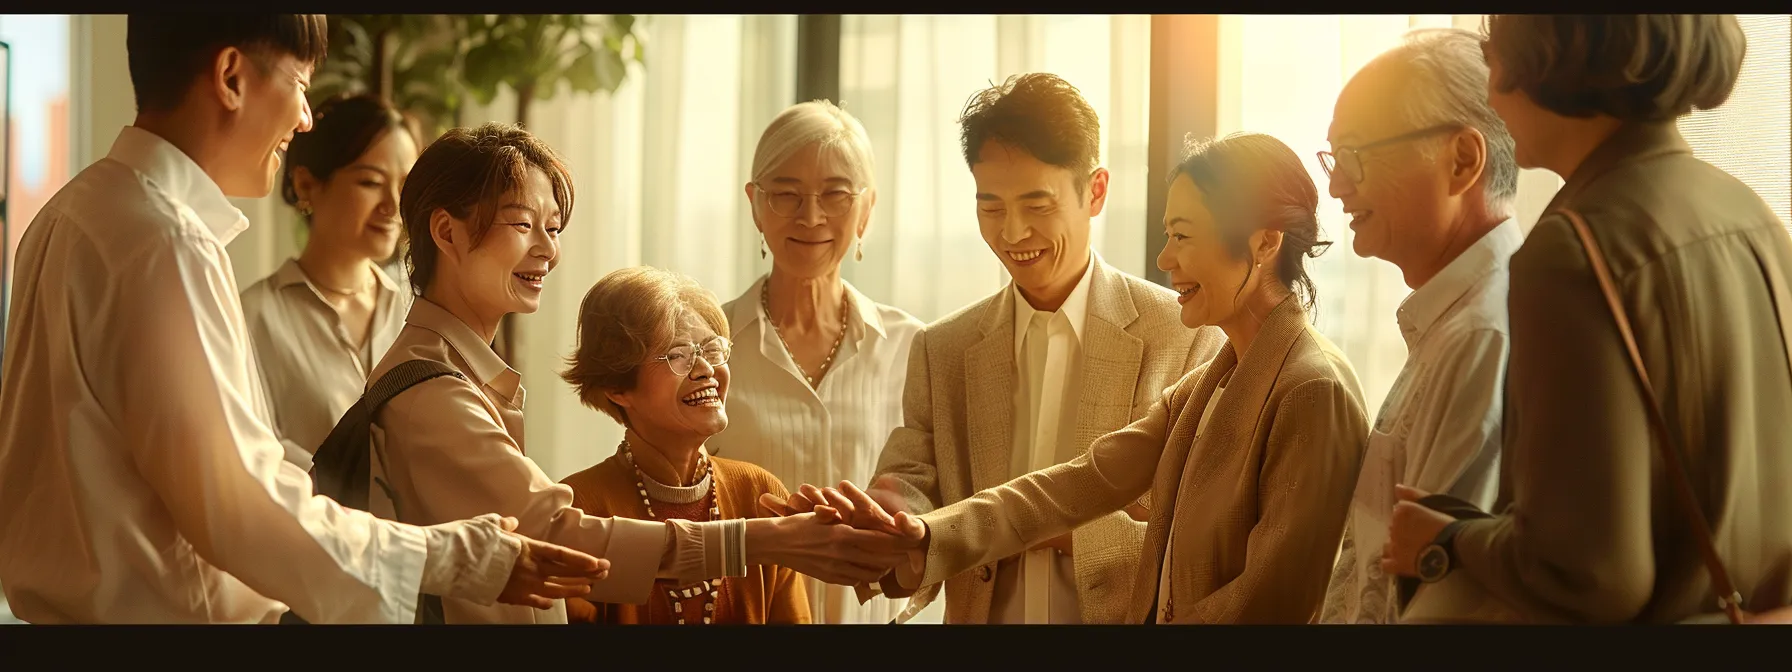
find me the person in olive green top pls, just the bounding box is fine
[1384,14,1792,624]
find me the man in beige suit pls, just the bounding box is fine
[859,73,1224,624]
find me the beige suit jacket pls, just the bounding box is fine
[870,258,1225,623]
[896,295,1370,623]
[1452,121,1792,623]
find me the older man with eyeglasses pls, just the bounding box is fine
[1314,27,1525,624]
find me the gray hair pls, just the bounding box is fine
[1368,27,1518,212]
[750,99,876,188]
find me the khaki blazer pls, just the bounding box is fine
[871,258,1225,623]
[896,295,1369,623]
[1450,121,1792,623]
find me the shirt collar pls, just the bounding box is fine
[105,126,250,244]
[731,275,889,343]
[404,296,521,397]
[272,258,402,295]
[1011,253,1095,356]
[1395,217,1524,345]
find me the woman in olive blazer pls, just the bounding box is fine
[1386,15,1792,623]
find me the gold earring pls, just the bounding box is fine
[855,241,864,262]
[760,236,767,259]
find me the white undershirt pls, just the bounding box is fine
[1157,383,1225,622]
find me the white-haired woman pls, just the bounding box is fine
[706,100,925,624]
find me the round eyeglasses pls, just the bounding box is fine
[1317,124,1462,185]
[656,336,733,377]
[753,183,868,218]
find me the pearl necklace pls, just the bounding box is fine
[761,281,849,389]
[620,439,721,624]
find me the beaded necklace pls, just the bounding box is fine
[620,439,721,624]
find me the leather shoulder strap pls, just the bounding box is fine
[1557,208,1747,624]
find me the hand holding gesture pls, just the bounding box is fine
[493,516,611,610]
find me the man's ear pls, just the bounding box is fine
[1086,168,1111,217]
[212,46,251,113]
[1447,128,1489,198]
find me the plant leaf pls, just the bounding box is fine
[596,47,627,94]
[564,48,603,94]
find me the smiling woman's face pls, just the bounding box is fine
[607,310,732,443]
[445,165,562,325]
[748,142,872,279]
[1155,175,1256,330]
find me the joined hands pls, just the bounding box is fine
[757,476,929,586]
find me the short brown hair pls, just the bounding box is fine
[1482,14,1746,122]
[399,122,575,295]
[560,267,730,426]
[127,14,328,114]
[958,73,1102,201]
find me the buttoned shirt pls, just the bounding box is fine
[709,277,924,624]
[1319,218,1523,624]
[0,126,516,624]
[241,258,411,461]
[991,257,1095,624]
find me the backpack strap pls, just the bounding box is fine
[290,360,465,625]
[311,360,464,511]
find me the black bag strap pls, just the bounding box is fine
[311,360,464,511]
[286,360,464,625]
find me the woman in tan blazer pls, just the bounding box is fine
[789,133,1371,624]
[1385,15,1792,623]
[363,123,908,624]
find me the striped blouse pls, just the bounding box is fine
[707,275,925,624]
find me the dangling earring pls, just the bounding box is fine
[760,236,767,259]
[855,241,864,262]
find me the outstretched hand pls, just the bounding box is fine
[756,479,929,586]
[492,516,610,610]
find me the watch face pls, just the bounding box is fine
[1418,545,1449,583]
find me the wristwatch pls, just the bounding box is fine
[1416,519,1470,584]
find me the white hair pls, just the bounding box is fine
[750,99,876,189]
[1368,27,1518,212]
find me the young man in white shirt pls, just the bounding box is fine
[0,14,607,624]
[851,73,1225,624]
[1315,28,1525,624]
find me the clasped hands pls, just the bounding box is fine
[757,476,929,587]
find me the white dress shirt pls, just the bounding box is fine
[989,257,1096,625]
[708,275,924,624]
[241,258,412,463]
[1319,217,1523,624]
[0,127,519,624]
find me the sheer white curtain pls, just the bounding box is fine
[836,15,1154,323]
[1678,14,1790,232]
[471,15,798,481]
[1214,14,1564,416]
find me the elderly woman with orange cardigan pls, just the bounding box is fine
[558,267,810,624]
